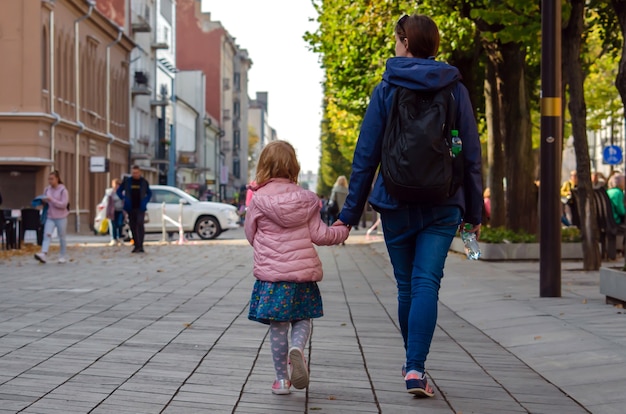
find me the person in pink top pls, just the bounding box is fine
[245,140,350,395]
[35,171,70,264]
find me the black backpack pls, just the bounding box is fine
[381,83,463,204]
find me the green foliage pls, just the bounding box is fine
[477,226,582,243]
[478,226,538,243]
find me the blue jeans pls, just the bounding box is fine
[109,211,124,240]
[41,217,68,257]
[381,205,461,374]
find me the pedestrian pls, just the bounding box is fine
[606,174,626,224]
[336,14,483,397]
[560,169,577,226]
[327,175,348,224]
[117,165,152,253]
[244,140,350,395]
[483,187,491,224]
[35,171,70,264]
[102,178,124,246]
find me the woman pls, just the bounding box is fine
[102,178,125,246]
[337,14,483,397]
[35,171,70,264]
[328,176,349,225]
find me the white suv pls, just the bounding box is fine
[145,185,240,239]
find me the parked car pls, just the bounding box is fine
[145,185,239,240]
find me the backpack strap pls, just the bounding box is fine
[445,82,464,195]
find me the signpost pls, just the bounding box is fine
[602,145,623,165]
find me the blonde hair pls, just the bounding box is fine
[335,175,348,188]
[255,140,300,185]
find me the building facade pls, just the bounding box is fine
[128,0,159,184]
[0,0,133,232]
[176,0,252,201]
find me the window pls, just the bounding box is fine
[233,129,240,150]
[233,100,240,119]
[42,28,48,90]
[152,189,181,204]
[233,158,241,179]
[234,72,241,91]
[160,0,173,23]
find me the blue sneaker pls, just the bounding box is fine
[405,371,435,398]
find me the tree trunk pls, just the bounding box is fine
[498,42,538,233]
[484,44,506,227]
[564,0,602,270]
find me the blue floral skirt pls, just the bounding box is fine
[248,280,323,325]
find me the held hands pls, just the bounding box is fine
[460,222,481,240]
[332,219,352,243]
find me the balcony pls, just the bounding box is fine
[151,42,169,50]
[132,71,152,96]
[131,3,151,33]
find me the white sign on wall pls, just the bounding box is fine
[90,156,109,173]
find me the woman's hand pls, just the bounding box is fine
[461,222,481,240]
[333,219,351,229]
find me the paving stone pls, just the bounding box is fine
[0,231,617,412]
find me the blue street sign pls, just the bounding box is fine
[603,145,623,165]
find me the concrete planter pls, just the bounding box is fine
[449,237,583,261]
[599,266,626,305]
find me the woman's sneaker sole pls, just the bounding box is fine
[406,372,435,398]
[288,347,309,389]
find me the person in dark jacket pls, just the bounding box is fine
[336,14,483,398]
[117,165,152,253]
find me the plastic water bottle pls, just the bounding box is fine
[461,224,481,260]
[451,129,462,158]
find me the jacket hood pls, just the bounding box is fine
[252,181,320,229]
[383,57,460,92]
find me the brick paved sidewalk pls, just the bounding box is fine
[0,235,612,413]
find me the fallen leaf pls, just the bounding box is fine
[615,303,624,309]
[582,299,588,304]
[328,395,336,400]
[559,312,565,316]
[183,323,192,328]
[534,336,542,340]
[156,269,164,273]
[341,323,347,327]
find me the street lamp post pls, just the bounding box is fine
[540,0,563,297]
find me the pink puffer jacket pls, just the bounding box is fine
[244,178,350,283]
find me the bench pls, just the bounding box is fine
[571,187,626,260]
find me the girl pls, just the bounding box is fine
[102,178,125,246]
[35,171,70,264]
[245,140,350,395]
[336,14,483,397]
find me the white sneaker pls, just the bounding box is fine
[108,240,116,246]
[34,252,47,263]
[58,257,67,264]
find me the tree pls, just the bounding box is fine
[611,1,626,110]
[459,1,541,233]
[306,0,410,191]
[563,0,602,270]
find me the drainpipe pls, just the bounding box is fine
[49,6,60,171]
[73,0,94,233]
[106,25,123,185]
[168,74,177,187]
